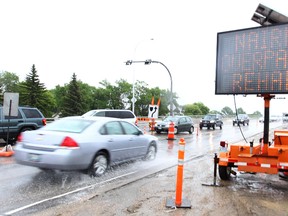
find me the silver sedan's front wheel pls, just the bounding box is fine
[90,153,108,177]
[144,144,157,160]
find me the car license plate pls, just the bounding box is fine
[203,124,207,126]
[28,153,41,162]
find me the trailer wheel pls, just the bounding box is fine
[219,166,231,180]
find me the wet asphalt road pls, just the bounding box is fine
[0,119,284,215]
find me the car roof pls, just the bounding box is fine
[63,116,122,122]
[84,109,133,112]
[166,115,189,118]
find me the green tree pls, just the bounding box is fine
[252,110,262,116]
[183,104,202,115]
[116,79,132,110]
[134,80,150,116]
[236,107,246,114]
[183,102,209,115]
[91,87,111,109]
[61,73,83,117]
[0,71,20,92]
[42,90,57,117]
[50,85,67,115]
[19,64,48,114]
[209,110,222,114]
[221,106,234,116]
[98,79,125,109]
[78,82,97,112]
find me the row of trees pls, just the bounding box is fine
[0,65,261,118]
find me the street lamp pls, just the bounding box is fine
[125,59,174,116]
[131,38,154,114]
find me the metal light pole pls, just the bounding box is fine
[131,38,154,114]
[125,59,174,116]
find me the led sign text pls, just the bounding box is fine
[216,23,288,94]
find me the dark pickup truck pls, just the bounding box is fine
[0,106,46,144]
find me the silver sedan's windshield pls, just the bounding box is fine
[43,119,93,133]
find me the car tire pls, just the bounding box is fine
[219,166,231,180]
[199,126,202,130]
[220,124,222,130]
[212,124,215,130]
[15,127,34,142]
[188,126,194,134]
[156,130,161,134]
[21,127,33,132]
[174,127,178,135]
[144,143,157,160]
[89,152,109,177]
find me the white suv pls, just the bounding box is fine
[82,109,137,125]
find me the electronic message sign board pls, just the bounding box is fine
[215,23,288,95]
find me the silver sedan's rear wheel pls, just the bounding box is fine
[144,144,157,160]
[90,153,108,177]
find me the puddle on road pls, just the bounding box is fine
[224,172,288,200]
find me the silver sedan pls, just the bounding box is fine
[14,116,158,176]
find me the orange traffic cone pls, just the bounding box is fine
[167,122,175,140]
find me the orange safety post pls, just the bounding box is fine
[175,138,186,206]
[166,138,191,208]
[167,122,175,140]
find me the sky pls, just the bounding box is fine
[1,0,288,115]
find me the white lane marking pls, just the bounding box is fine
[4,171,136,215]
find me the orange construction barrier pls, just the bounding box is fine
[0,145,14,157]
[167,122,175,140]
[150,118,155,132]
[143,126,147,134]
[166,138,191,208]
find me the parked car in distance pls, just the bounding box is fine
[14,116,158,177]
[233,114,250,126]
[0,106,46,144]
[199,114,223,130]
[154,115,194,134]
[82,109,137,126]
